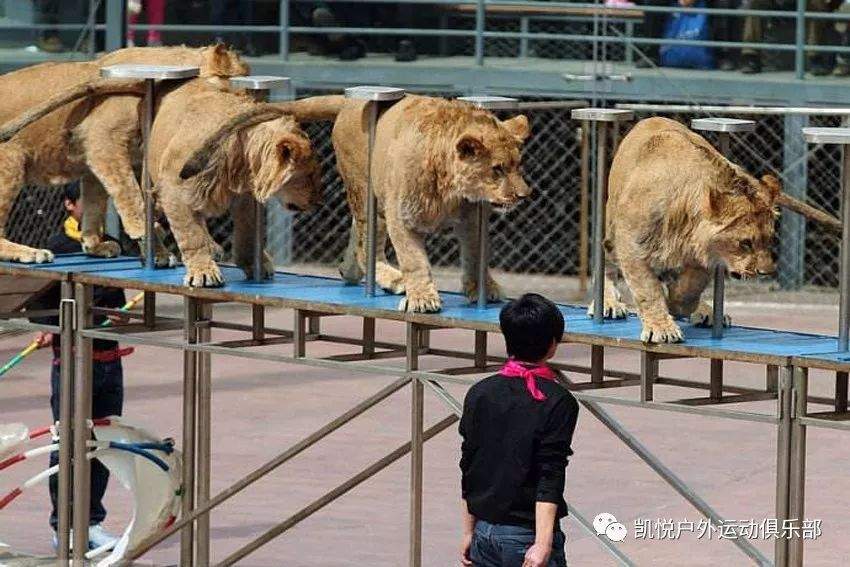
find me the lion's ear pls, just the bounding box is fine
[277,134,307,165]
[501,115,530,142]
[456,134,487,160]
[759,173,781,204]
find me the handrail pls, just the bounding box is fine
[617,103,850,116]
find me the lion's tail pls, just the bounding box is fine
[777,192,842,235]
[270,95,346,122]
[0,78,146,142]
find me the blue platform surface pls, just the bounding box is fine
[1,254,845,367]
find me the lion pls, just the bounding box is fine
[600,117,782,343]
[0,44,248,265]
[148,78,321,287]
[288,94,531,312]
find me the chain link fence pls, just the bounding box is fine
[6,98,844,296]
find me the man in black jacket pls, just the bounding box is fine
[460,294,579,567]
[28,183,130,551]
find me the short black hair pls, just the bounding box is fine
[62,183,80,203]
[499,293,565,362]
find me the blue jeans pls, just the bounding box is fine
[49,358,123,530]
[471,519,567,567]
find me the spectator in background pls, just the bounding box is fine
[32,0,64,53]
[127,0,166,47]
[833,1,850,75]
[310,2,419,62]
[713,0,741,70]
[740,0,839,75]
[212,0,257,56]
[635,0,670,67]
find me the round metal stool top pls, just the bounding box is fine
[691,117,756,133]
[570,108,634,122]
[457,96,519,110]
[802,127,850,145]
[344,86,406,101]
[100,64,199,80]
[230,76,291,91]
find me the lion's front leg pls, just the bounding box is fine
[668,266,730,327]
[0,142,53,263]
[386,206,441,313]
[587,262,629,319]
[160,185,223,287]
[230,193,274,280]
[619,253,683,343]
[453,202,502,305]
[79,172,120,258]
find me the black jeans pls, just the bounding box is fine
[49,358,124,530]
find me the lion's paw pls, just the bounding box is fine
[7,246,54,264]
[463,277,503,305]
[377,263,405,295]
[83,240,121,259]
[138,237,178,268]
[688,303,731,328]
[183,258,224,288]
[398,285,442,313]
[640,317,684,343]
[237,250,275,281]
[587,298,629,319]
[207,239,225,262]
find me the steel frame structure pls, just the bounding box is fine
[0,257,844,566]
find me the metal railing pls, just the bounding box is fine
[2,1,850,80]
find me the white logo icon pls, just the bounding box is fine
[594,513,627,542]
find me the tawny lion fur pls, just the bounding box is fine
[319,95,531,313]
[0,44,248,265]
[149,79,321,287]
[602,117,781,343]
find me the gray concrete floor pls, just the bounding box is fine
[0,278,844,566]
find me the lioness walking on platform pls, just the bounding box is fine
[283,94,532,313]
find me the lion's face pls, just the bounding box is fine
[452,115,531,212]
[248,119,321,213]
[199,44,250,77]
[707,174,780,279]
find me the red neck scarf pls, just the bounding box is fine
[499,359,557,401]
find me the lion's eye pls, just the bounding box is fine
[739,239,754,252]
[493,165,505,177]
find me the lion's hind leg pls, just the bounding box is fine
[454,202,502,304]
[0,143,53,263]
[80,172,120,258]
[230,193,274,280]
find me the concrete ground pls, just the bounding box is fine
[0,271,845,566]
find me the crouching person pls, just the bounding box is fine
[28,183,132,551]
[459,293,579,567]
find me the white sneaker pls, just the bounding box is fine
[87,524,118,552]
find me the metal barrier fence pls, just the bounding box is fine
[4,1,850,80]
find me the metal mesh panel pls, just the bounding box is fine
[6,186,67,248]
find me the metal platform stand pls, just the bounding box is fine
[571,108,633,386]
[692,118,757,401]
[457,96,519,369]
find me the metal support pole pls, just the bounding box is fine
[788,367,808,566]
[143,290,156,328]
[142,78,156,271]
[713,132,730,339]
[775,366,793,566]
[590,345,604,384]
[56,282,75,561]
[474,0,485,66]
[293,308,306,358]
[710,359,723,401]
[840,143,850,350]
[407,323,423,567]
[253,199,266,282]
[781,115,808,290]
[474,330,487,369]
[308,315,321,337]
[196,302,213,566]
[279,0,290,60]
[252,304,265,342]
[640,351,657,402]
[362,317,376,359]
[795,0,805,80]
[836,371,848,413]
[476,202,490,309]
[181,297,198,567]
[104,0,126,51]
[72,283,93,560]
[365,101,379,297]
[592,121,607,322]
[766,364,779,393]
[579,122,590,293]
